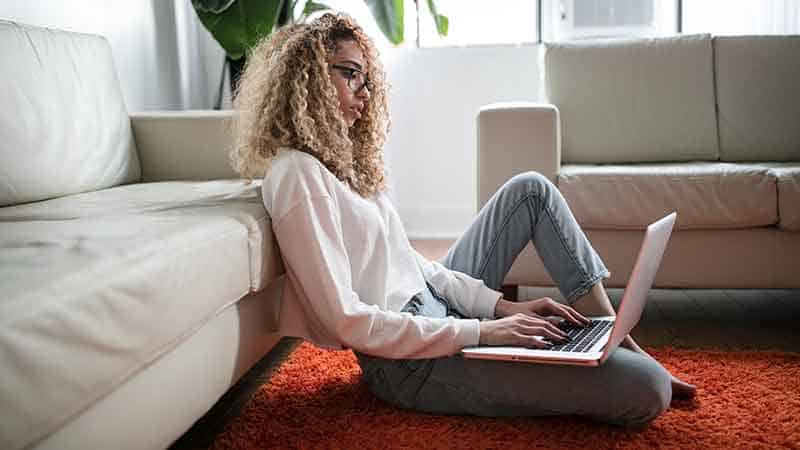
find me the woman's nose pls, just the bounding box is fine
[357,86,371,101]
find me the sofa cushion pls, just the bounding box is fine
[0,20,141,207]
[557,162,777,230]
[0,180,282,450]
[752,162,800,231]
[714,36,800,162]
[545,34,718,164]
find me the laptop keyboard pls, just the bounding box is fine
[547,319,614,352]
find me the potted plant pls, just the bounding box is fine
[191,0,448,105]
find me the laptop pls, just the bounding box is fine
[462,212,677,367]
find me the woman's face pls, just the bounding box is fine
[328,39,371,128]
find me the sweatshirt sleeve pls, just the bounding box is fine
[412,249,502,320]
[273,193,482,359]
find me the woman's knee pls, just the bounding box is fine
[597,350,671,427]
[627,382,670,426]
[617,356,672,426]
[503,171,555,198]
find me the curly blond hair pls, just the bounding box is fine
[231,12,389,198]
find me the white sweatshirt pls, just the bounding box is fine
[261,148,503,359]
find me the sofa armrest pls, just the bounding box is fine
[476,102,561,211]
[131,110,240,182]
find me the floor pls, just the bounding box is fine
[171,238,800,449]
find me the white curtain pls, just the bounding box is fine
[171,0,228,109]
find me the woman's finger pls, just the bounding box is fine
[523,316,568,338]
[556,304,590,326]
[532,325,568,342]
[561,304,591,326]
[518,334,551,349]
[544,316,563,327]
[519,322,567,341]
[541,302,589,327]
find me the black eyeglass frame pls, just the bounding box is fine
[330,64,373,94]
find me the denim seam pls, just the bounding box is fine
[426,375,495,411]
[381,363,437,408]
[426,362,494,402]
[538,195,590,281]
[564,271,608,305]
[475,192,534,280]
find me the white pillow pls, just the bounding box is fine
[715,35,800,162]
[545,34,718,164]
[0,21,140,206]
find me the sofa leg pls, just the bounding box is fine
[501,284,519,301]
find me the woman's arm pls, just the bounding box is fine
[411,249,503,320]
[274,194,481,359]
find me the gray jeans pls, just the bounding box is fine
[356,172,672,426]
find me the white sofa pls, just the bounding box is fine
[478,34,800,291]
[0,21,285,450]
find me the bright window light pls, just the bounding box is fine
[542,0,678,41]
[418,0,538,47]
[683,0,800,35]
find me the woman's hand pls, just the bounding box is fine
[479,313,570,348]
[494,297,591,328]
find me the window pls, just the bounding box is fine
[683,0,800,35]
[417,0,678,47]
[418,0,538,47]
[542,0,678,41]
[319,0,800,49]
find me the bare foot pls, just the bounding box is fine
[671,374,697,399]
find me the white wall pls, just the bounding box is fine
[382,45,542,238]
[0,0,224,112]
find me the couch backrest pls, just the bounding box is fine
[714,35,800,162]
[0,21,140,207]
[545,34,719,164]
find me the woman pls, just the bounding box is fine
[232,12,695,427]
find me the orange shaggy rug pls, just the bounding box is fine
[211,342,800,449]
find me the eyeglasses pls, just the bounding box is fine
[331,64,373,94]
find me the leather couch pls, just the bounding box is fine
[477,34,799,292]
[0,21,284,450]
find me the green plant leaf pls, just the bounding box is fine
[364,0,404,45]
[194,0,284,60]
[192,0,237,14]
[280,0,298,24]
[425,0,448,36]
[303,1,331,15]
[277,0,294,26]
